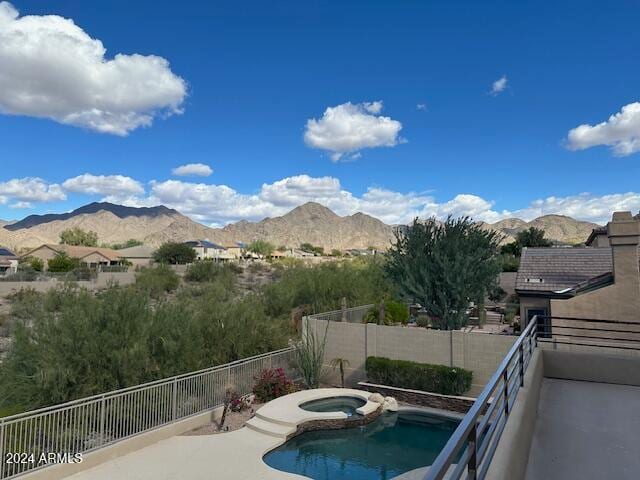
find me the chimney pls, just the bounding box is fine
[607,211,640,285]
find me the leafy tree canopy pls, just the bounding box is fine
[59,227,98,247]
[47,252,79,272]
[300,243,324,255]
[247,239,275,257]
[500,227,552,257]
[385,216,502,330]
[153,242,197,264]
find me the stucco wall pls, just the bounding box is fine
[0,272,137,297]
[307,318,516,396]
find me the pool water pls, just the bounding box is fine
[300,396,366,417]
[263,411,459,480]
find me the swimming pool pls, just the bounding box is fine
[299,396,366,417]
[263,410,459,480]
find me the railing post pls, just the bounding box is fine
[99,395,106,446]
[171,379,178,421]
[467,421,478,480]
[503,369,509,416]
[0,418,5,480]
[519,343,524,387]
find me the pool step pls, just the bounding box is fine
[246,416,295,438]
[254,411,297,428]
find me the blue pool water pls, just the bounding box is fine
[263,411,459,480]
[300,396,366,417]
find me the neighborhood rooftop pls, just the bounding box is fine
[515,247,613,293]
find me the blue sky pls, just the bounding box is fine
[1,0,639,225]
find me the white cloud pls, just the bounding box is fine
[0,177,66,204]
[566,102,640,156]
[416,103,427,111]
[171,163,213,177]
[490,75,508,96]
[511,192,640,224]
[0,2,186,135]
[304,101,404,161]
[3,171,640,227]
[62,174,144,197]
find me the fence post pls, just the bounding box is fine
[171,379,178,421]
[467,421,478,480]
[99,395,106,446]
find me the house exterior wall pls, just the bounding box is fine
[24,246,59,270]
[519,296,551,324]
[80,252,111,265]
[307,317,516,396]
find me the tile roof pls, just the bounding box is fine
[516,247,613,293]
[116,245,156,258]
[185,240,226,249]
[23,244,122,262]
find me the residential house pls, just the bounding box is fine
[516,211,640,330]
[285,249,314,259]
[268,250,286,260]
[185,240,234,262]
[116,245,156,268]
[21,244,123,270]
[0,247,19,276]
[221,242,247,259]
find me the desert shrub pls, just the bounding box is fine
[252,368,295,402]
[365,356,472,396]
[364,300,409,325]
[28,257,44,272]
[262,257,393,317]
[185,261,235,284]
[226,262,243,274]
[292,323,328,388]
[47,252,79,272]
[135,265,180,298]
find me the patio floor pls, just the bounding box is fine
[525,378,640,480]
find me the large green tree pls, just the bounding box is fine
[153,242,197,264]
[385,216,502,330]
[500,226,552,257]
[247,239,275,257]
[59,227,98,247]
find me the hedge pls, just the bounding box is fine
[365,356,472,396]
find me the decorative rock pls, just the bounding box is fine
[369,393,385,404]
[382,396,399,412]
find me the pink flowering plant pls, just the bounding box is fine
[252,368,296,402]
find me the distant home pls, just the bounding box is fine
[221,242,247,259]
[22,244,123,270]
[185,240,235,262]
[516,211,640,328]
[285,249,314,259]
[116,245,156,268]
[0,247,18,276]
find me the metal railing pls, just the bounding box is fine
[0,347,296,479]
[536,315,640,351]
[424,316,539,480]
[307,304,373,323]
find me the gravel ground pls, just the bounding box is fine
[182,402,264,436]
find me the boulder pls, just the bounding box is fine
[383,396,399,412]
[369,393,385,404]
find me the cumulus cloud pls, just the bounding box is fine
[171,163,213,177]
[304,101,404,161]
[566,102,640,156]
[0,177,66,205]
[3,172,639,227]
[490,75,508,96]
[416,103,427,111]
[0,2,187,135]
[62,174,144,197]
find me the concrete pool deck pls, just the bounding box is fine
[65,388,380,480]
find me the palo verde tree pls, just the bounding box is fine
[247,239,275,257]
[59,227,98,247]
[385,216,502,330]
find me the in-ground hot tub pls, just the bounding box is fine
[300,396,366,417]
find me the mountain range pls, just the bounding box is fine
[0,201,601,253]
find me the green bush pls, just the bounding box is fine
[364,300,409,325]
[135,265,180,298]
[185,261,235,284]
[365,356,472,395]
[252,368,296,402]
[47,252,79,272]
